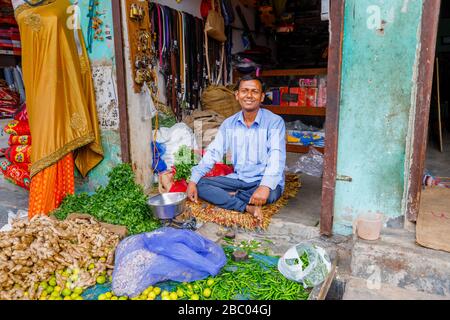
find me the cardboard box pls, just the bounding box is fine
[417,187,450,253]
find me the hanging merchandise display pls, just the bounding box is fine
[125,0,155,93]
[205,0,226,43]
[122,1,232,123]
[149,3,208,120]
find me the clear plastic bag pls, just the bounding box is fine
[289,147,324,177]
[286,120,320,132]
[278,242,331,288]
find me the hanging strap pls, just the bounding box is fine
[157,4,163,66]
[205,28,225,86]
[204,28,211,84]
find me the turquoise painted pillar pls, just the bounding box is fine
[333,0,423,235]
[72,0,123,193]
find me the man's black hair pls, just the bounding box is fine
[236,74,266,92]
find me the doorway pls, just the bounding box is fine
[231,0,343,235]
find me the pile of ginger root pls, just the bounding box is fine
[0,215,120,300]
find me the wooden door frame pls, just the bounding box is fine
[405,0,442,222]
[111,0,131,163]
[320,0,345,236]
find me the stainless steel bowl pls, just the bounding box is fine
[147,192,187,220]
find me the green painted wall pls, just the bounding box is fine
[333,0,423,235]
[72,0,123,194]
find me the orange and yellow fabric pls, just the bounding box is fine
[14,0,104,218]
[28,152,75,217]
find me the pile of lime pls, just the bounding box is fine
[96,278,215,301]
[30,262,112,301]
[175,278,215,300]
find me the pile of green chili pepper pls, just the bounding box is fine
[300,251,310,271]
[174,243,310,301]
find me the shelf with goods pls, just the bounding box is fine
[259,68,327,154]
[262,105,326,116]
[260,68,327,77]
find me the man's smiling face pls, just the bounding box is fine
[235,79,265,113]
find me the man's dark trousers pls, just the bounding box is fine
[196,176,283,212]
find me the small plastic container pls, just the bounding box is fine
[353,213,383,241]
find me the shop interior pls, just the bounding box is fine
[425,0,450,184]
[148,0,330,227]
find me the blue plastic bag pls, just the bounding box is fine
[151,141,167,173]
[111,227,227,297]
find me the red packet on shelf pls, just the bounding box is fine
[306,88,318,107]
[298,88,307,107]
[288,87,300,107]
[279,87,289,107]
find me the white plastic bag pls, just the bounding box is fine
[0,209,28,232]
[153,123,198,169]
[278,242,331,288]
[141,82,157,121]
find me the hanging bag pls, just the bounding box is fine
[205,0,227,43]
[202,25,240,118]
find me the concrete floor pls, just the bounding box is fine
[280,152,322,227]
[0,119,29,228]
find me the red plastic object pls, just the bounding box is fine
[200,0,212,19]
[169,179,188,193]
[205,163,234,177]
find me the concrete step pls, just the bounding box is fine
[343,277,449,300]
[342,277,450,300]
[350,228,450,297]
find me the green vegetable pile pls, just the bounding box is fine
[152,113,177,128]
[173,145,200,182]
[170,240,310,301]
[300,251,310,271]
[53,164,160,235]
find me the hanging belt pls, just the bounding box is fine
[157,4,163,67]
[170,8,180,120]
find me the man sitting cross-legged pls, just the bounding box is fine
[186,75,286,224]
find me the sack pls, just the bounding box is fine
[278,242,331,288]
[184,110,225,148]
[111,227,227,297]
[205,0,227,42]
[201,85,241,118]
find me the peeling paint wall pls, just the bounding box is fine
[333,0,423,235]
[73,0,123,193]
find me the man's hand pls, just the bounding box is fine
[249,186,271,206]
[186,181,198,203]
